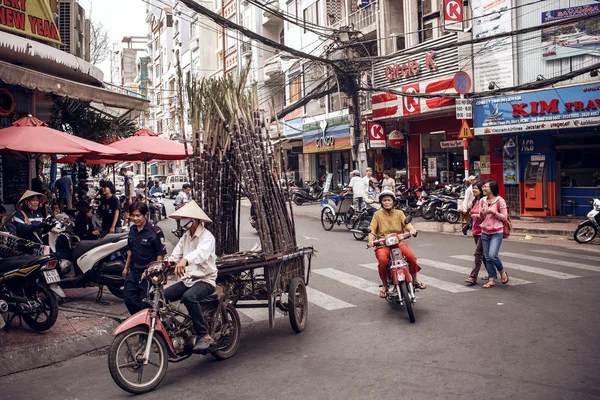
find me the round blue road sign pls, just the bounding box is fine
[453,71,472,95]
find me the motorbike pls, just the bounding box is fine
[321,189,374,240]
[366,215,418,323]
[289,180,323,206]
[149,192,164,224]
[47,218,128,301]
[108,261,241,394]
[0,254,61,331]
[396,185,424,217]
[574,198,600,244]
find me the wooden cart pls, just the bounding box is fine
[216,246,314,332]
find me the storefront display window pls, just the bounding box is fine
[556,134,600,187]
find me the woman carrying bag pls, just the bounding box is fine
[479,180,509,288]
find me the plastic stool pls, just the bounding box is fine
[563,200,576,216]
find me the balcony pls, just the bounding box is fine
[263,0,283,26]
[264,54,282,78]
[331,1,378,34]
[241,41,252,57]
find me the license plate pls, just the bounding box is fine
[43,270,61,284]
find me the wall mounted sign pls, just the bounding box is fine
[368,121,386,148]
[303,117,352,154]
[444,0,464,32]
[0,0,61,44]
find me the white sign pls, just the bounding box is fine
[427,157,437,177]
[472,0,514,92]
[455,99,473,119]
[531,154,546,161]
[440,140,463,149]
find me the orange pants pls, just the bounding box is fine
[375,244,421,282]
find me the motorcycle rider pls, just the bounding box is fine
[13,190,52,244]
[149,181,167,217]
[365,178,381,211]
[368,190,426,298]
[348,170,367,211]
[164,200,218,351]
[174,184,192,209]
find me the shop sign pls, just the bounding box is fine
[388,130,405,148]
[368,122,386,148]
[440,140,462,148]
[283,117,303,139]
[384,52,437,82]
[474,83,600,135]
[443,0,463,32]
[455,99,473,119]
[0,0,61,44]
[302,117,352,154]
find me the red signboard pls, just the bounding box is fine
[368,121,386,148]
[389,130,405,148]
[402,83,421,116]
[443,0,463,31]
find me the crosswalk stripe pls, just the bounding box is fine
[359,263,474,293]
[418,258,532,285]
[313,268,380,295]
[306,287,356,310]
[236,307,283,322]
[500,252,600,273]
[451,255,580,280]
[532,249,600,263]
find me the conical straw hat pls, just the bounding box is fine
[169,200,212,223]
[18,190,48,205]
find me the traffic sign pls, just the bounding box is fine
[453,71,472,95]
[368,121,386,148]
[455,98,473,119]
[389,130,405,148]
[458,120,474,139]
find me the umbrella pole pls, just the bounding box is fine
[144,160,148,203]
[112,164,116,182]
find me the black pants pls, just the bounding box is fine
[164,281,215,336]
[124,269,149,315]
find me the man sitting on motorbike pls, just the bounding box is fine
[164,200,218,351]
[364,178,381,211]
[149,181,167,217]
[368,190,426,298]
[13,190,52,244]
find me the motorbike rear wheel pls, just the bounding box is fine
[445,210,460,224]
[108,284,125,299]
[352,217,370,241]
[421,202,437,220]
[292,194,305,206]
[22,283,59,331]
[398,282,415,323]
[321,208,335,231]
[574,222,597,244]
[211,303,242,360]
[108,326,169,395]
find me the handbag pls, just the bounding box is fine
[503,206,512,239]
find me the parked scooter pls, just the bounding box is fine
[149,192,164,225]
[0,254,61,331]
[290,180,323,206]
[108,261,241,394]
[574,198,600,244]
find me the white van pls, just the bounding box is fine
[163,175,189,198]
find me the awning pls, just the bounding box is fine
[0,60,149,112]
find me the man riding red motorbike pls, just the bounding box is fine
[368,190,426,298]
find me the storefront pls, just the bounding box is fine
[281,112,303,182]
[365,120,408,182]
[474,82,600,217]
[370,34,478,186]
[302,115,353,189]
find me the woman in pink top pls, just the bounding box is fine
[465,182,484,285]
[479,180,509,288]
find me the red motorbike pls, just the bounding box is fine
[368,218,418,323]
[107,261,241,394]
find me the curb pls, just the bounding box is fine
[0,317,118,377]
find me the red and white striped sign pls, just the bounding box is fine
[371,76,458,120]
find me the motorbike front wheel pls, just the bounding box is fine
[108,326,169,395]
[151,211,159,225]
[398,282,415,323]
[22,282,59,331]
[292,194,305,206]
[574,222,598,244]
[352,217,370,241]
[421,202,437,220]
[321,208,335,231]
[445,210,460,224]
[108,284,125,299]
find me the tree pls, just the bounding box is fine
[88,12,110,64]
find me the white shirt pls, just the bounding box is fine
[462,185,475,211]
[349,176,367,198]
[167,225,218,287]
[381,177,395,191]
[175,191,191,208]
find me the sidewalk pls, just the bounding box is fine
[280,202,579,239]
[0,288,128,377]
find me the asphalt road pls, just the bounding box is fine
[2,201,600,399]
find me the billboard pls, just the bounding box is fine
[541,3,600,61]
[0,0,61,44]
[302,117,352,154]
[473,82,600,135]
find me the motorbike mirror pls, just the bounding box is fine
[404,215,413,225]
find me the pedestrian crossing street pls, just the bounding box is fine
[234,248,600,324]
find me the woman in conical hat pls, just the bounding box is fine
[163,200,218,351]
[13,190,51,244]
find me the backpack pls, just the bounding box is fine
[503,206,512,239]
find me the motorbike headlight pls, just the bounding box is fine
[385,236,399,246]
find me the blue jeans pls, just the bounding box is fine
[481,233,505,281]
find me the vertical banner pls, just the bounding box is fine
[443,0,464,32]
[503,136,517,185]
[472,0,514,92]
[480,155,491,175]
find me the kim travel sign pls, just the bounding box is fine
[473,82,600,135]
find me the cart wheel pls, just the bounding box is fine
[288,278,308,333]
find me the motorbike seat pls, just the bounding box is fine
[199,290,218,303]
[72,233,127,262]
[0,255,43,273]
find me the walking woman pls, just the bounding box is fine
[464,182,484,285]
[479,180,509,288]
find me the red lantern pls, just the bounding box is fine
[389,130,405,148]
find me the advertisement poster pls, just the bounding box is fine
[427,157,437,178]
[0,0,62,44]
[303,117,352,154]
[541,3,600,61]
[472,0,514,92]
[480,155,491,175]
[503,136,517,185]
[473,82,600,135]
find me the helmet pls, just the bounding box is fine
[377,189,396,203]
[369,177,378,185]
[351,170,360,176]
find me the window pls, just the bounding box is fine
[289,74,302,104]
[286,0,298,30]
[328,90,349,112]
[304,65,323,115]
[302,1,319,33]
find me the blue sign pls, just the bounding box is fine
[473,82,600,135]
[453,71,472,94]
[283,117,303,139]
